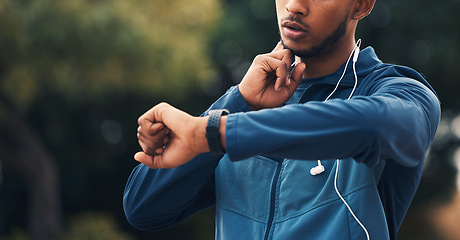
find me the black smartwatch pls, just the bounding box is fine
[206,109,230,154]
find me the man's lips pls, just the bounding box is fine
[282,20,308,32]
[282,20,308,40]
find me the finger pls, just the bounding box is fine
[138,111,154,127]
[164,128,171,135]
[284,62,306,93]
[138,122,167,139]
[138,139,156,155]
[138,131,167,153]
[272,41,284,52]
[269,41,294,68]
[147,123,165,137]
[267,49,294,77]
[257,56,286,91]
[259,56,291,92]
[134,152,155,168]
[154,132,170,155]
[150,102,172,125]
[137,118,154,138]
[155,147,165,155]
[286,51,295,67]
[267,49,292,61]
[162,133,170,145]
[290,62,306,83]
[274,62,289,91]
[137,106,166,134]
[139,122,165,136]
[278,50,294,75]
[137,126,149,140]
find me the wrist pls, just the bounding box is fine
[205,109,229,154]
[194,116,210,154]
[219,116,227,151]
[238,85,259,111]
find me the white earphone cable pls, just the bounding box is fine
[315,39,361,170]
[313,39,369,239]
[335,39,369,240]
[334,159,370,240]
[324,51,352,101]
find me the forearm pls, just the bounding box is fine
[223,83,440,167]
[200,85,250,153]
[124,86,248,228]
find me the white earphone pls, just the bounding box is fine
[308,39,370,240]
[310,160,325,175]
[310,39,361,176]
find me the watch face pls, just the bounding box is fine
[210,109,229,114]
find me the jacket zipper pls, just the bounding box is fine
[263,83,322,239]
[264,159,283,240]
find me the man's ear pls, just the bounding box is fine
[352,0,376,20]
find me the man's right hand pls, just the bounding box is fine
[135,103,209,169]
[238,42,306,110]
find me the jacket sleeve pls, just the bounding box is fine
[123,85,251,231]
[225,77,441,167]
[123,154,219,231]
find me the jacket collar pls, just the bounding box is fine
[301,47,382,87]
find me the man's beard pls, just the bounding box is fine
[281,14,349,58]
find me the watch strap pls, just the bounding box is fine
[206,109,229,154]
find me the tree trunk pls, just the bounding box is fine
[0,94,62,240]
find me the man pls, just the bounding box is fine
[123,0,441,239]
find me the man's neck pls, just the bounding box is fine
[301,36,357,79]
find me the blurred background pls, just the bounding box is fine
[0,0,459,239]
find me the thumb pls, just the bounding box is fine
[134,152,155,168]
[289,62,306,89]
[291,62,306,83]
[272,41,284,52]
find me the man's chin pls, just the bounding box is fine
[285,47,318,59]
[281,39,317,58]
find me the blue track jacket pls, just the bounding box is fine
[123,47,441,240]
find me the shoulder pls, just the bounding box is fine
[360,62,437,99]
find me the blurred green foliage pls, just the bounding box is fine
[0,0,459,239]
[0,0,220,106]
[0,212,135,240]
[0,0,220,239]
[60,212,133,240]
